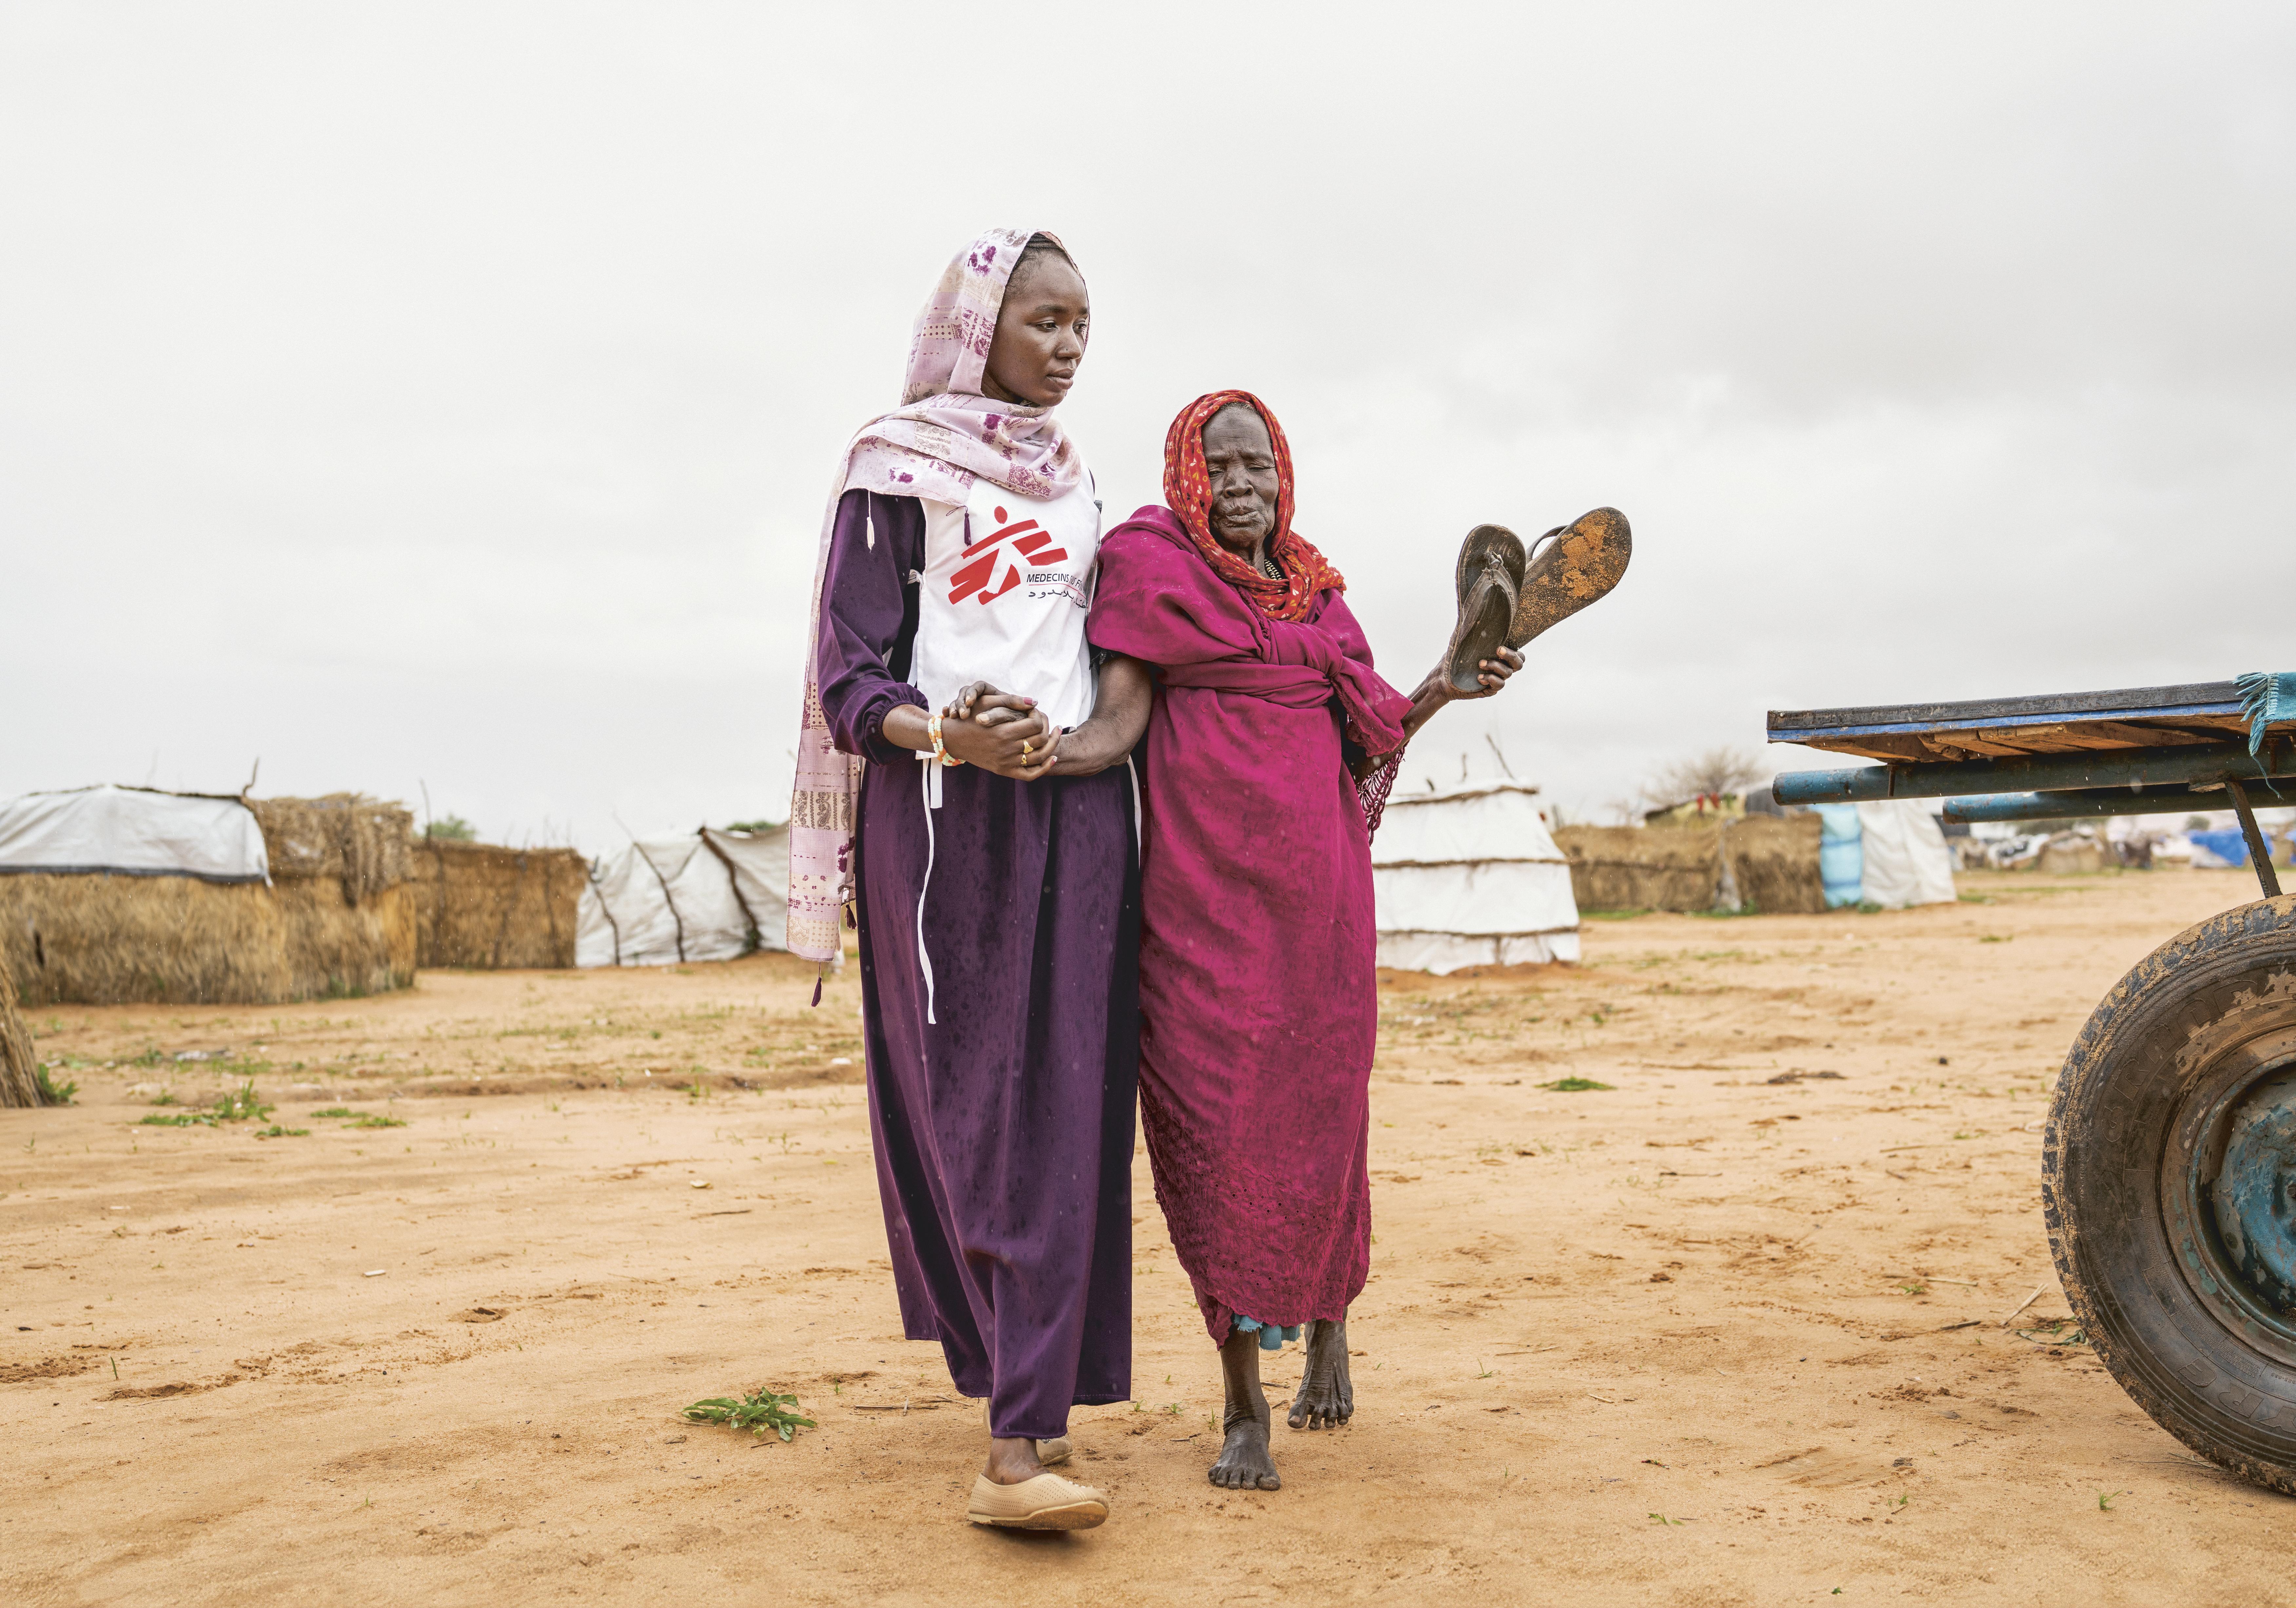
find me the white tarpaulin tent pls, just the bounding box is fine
[0,785,267,883]
[1372,781,1580,974]
[576,827,790,967]
[1854,800,1958,909]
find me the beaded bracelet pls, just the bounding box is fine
[927,710,965,768]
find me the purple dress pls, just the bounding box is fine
[815,488,1138,1440]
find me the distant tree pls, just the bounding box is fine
[424,814,478,842]
[1642,747,1767,812]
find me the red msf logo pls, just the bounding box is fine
[948,506,1069,606]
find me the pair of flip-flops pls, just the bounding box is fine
[1442,508,1633,694]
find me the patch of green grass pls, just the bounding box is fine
[1538,1077,1614,1093]
[33,1066,78,1105]
[213,1081,273,1121]
[681,1387,815,1443]
[254,1124,310,1139]
[1580,908,1651,922]
[311,1107,360,1119]
[148,1090,179,1106]
[138,1079,272,1126]
[347,1113,407,1129]
[1979,933,2012,944]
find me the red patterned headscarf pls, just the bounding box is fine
[1162,390,1345,623]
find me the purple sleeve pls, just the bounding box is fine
[815,488,928,765]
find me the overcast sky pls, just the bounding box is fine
[4,3,2291,846]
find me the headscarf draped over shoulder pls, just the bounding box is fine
[1162,390,1344,623]
[785,228,1084,965]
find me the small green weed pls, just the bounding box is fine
[1539,1077,1614,1093]
[255,1124,310,1139]
[682,1387,815,1443]
[33,1066,78,1105]
[2098,1489,2124,1511]
[311,1107,359,1119]
[347,1114,407,1129]
[141,1081,274,1127]
[148,1090,178,1106]
[213,1081,273,1121]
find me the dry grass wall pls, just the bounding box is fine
[1554,826,1722,912]
[410,841,585,970]
[0,957,39,1108]
[1721,814,1827,915]
[0,876,415,1007]
[1553,818,1827,915]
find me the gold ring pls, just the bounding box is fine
[1022,740,1034,757]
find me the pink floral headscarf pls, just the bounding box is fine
[784,227,1085,965]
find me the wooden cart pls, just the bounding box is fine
[1768,678,2296,1492]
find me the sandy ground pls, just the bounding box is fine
[6,867,2292,1605]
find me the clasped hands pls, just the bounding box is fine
[928,683,1063,780]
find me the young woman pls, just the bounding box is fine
[788,228,1136,1530]
[1055,390,1520,1494]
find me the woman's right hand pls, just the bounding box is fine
[942,681,1062,779]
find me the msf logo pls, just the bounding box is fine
[948,506,1069,606]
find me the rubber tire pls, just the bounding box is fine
[2045,893,2296,1492]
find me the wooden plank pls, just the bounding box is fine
[1769,680,2243,741]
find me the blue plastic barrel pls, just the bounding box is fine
[1816,803,1864,908]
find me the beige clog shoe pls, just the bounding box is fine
[966,1471,1108,1530]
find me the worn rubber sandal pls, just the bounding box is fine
[1442,524,1525,694]
[1507,507,1631,650]
[966,1471,1109,1530]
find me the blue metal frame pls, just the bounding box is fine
[1773,737,2294,807]
[1941,783,2296,825]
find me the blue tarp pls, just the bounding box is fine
[2190,828,2252,867]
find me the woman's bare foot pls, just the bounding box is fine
[1288,1315,1354,1430]
[1209,1325,1281,1490]
[982,1434,1048,1485]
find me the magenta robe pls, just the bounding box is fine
[1087,507,1411,1343]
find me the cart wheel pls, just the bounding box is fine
[2046,893,2296,1491]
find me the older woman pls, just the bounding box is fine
[790,228,1135,1530]
[1052,390,1519,1492]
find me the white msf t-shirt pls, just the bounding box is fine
[909,469,1101,733]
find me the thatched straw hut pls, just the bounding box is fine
[0,958,41,1108]
[410,839,587,969]
[0,787,415,1006]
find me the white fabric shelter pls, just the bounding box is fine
[0,785,267,883]
[1371,781,1580,974]
[576,828,791,967]
[1853,800,1958,909]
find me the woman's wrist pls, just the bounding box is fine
[1053,720,1116,776]
[879,701,935,754]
